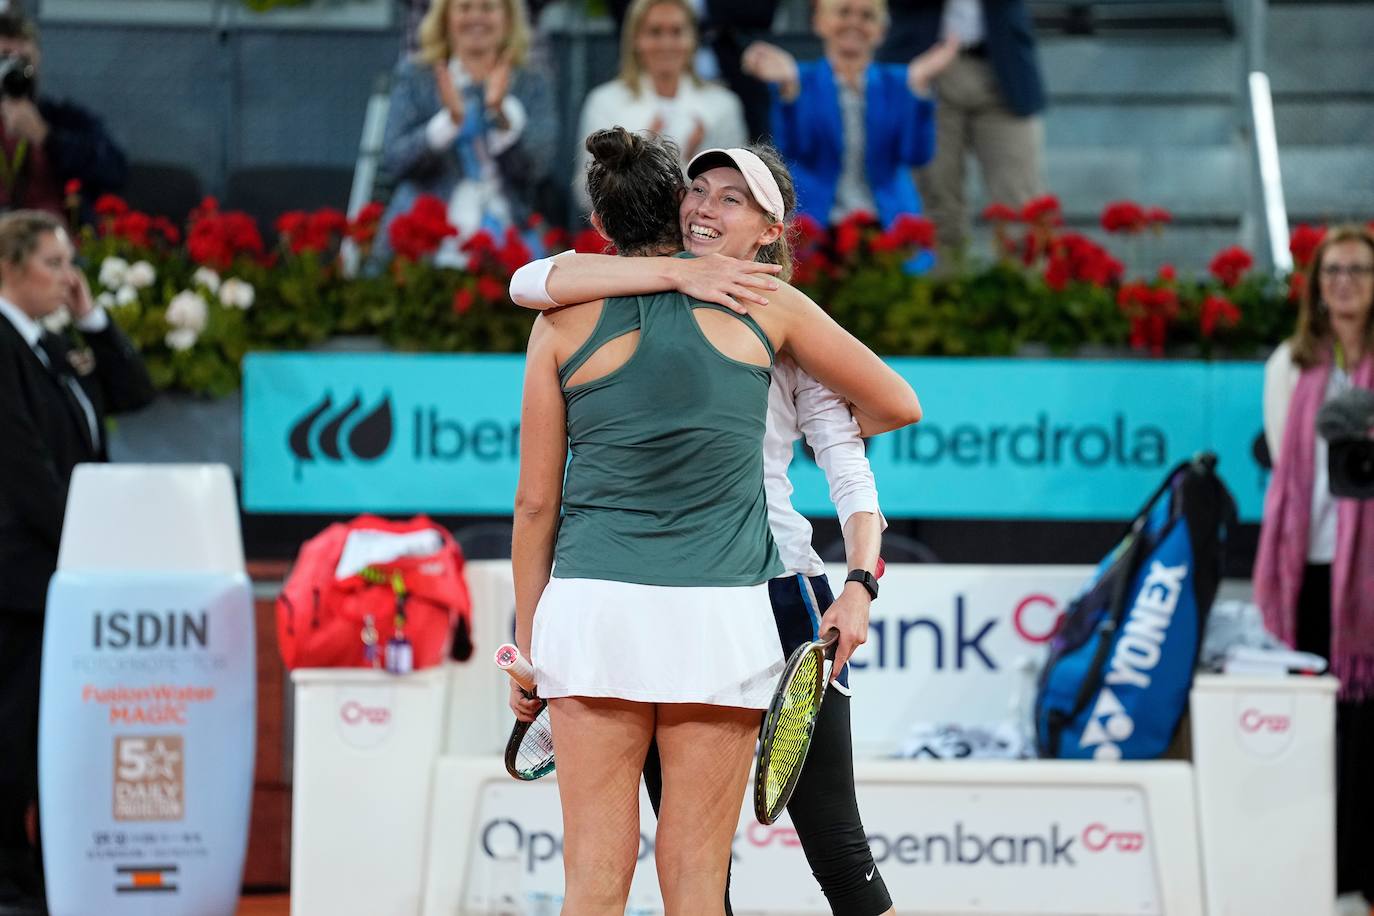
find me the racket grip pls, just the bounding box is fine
[494,643,537,693]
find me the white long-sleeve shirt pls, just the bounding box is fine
[766,356,884,575]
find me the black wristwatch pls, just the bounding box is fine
[845,569,879,601]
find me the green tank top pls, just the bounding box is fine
[552,289,784,586]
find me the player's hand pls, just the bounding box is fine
[818,583,871,682]
[509,680,542,723]
[669,253,782,313]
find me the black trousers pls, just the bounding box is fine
[644,574,893,915]
[0,614,43,877]
[1295,564,1374,899]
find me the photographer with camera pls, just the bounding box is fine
[1254,223,1374,907]
[0,14,126,219]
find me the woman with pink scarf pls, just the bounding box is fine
[1253,224,1374,905]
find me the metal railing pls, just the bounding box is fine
[1235,0,1292,271]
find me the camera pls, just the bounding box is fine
[1330,439,1374,499]
[0,53,35,99]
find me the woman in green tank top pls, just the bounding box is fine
[510,128,919,913]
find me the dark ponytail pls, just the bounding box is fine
[584,127,685,256]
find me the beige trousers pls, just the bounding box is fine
[916,53,1044,261]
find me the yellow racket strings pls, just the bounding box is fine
[764,649,823,813]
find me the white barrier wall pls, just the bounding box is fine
[452,562,1092,758]
[1191,674,1337,915]
[291,667,450,916]
[424,758,1205,916]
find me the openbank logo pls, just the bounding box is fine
[288,391,393,471]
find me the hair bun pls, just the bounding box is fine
[585,127,642,172]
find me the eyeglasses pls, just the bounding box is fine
[1320,264,1374,280]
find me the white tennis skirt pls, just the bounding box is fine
[530,577,785,709]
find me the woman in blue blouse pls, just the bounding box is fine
[742,0,957,229]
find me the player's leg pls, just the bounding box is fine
[653,703,760,915]
[548,696,655,914]
[776,573,893,915]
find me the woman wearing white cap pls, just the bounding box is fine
[510,142,906,915]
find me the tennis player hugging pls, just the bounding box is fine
[509,125,921,914]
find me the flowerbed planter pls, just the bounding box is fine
[67,189,1363,398]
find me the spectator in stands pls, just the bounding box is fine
[0,210,153,914]
[574,0,747,213]
[604,0,781,143]
[376,0,557,265]
[879,0,1046,263]
[741,0,957,229]
[1254,224,1374,905]
[0,14,127,219]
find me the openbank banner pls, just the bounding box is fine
[463,778,1162,914]
[243,353,1266,520]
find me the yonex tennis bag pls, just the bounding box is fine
[1034,453,1237,760]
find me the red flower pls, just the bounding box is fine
[1044,255,1071,291]
[452,287,474,315]
[1021,194,1062,225]
[1101,201,1147,234]
[1288,223,1326,269]
[794,214,828,245]
[1288,270,1306,303]
[889,214,935,249]
[835,221,863,257]
[93,194,128,218]
[1200,294,1241,337]
[111,211,152,247]
[542,226,569,252]
[1158,264,1177,282]
[187,208,265,270]
[461,229,498,263]
[64,178,81,197]
[476,275,506,302]
[981,203,1019,223]
[387,195,457,262]
[347,202,386,246]
[1145,207,1172,226]
[572,228,609,254]
[1208,245,1254,287]
[496,227,533,276]
[869,231,902,254]
[151,217,181,245]
[276,210,308,240]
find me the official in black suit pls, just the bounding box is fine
[880,0,1047,259]
[0,210,152,913]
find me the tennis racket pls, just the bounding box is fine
[494,644,555,781]
[753,628,839,824]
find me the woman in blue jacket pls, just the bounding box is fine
[742,0,957,229]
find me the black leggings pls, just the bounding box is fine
[644,574,893,915]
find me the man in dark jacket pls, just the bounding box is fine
[0,14,126,218]
[0,211,152,914]
[881,0,1046,260]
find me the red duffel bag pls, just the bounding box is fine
[276,514,472,671]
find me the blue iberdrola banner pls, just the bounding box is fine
[39,573,255,916]
[243,354,1266,521]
